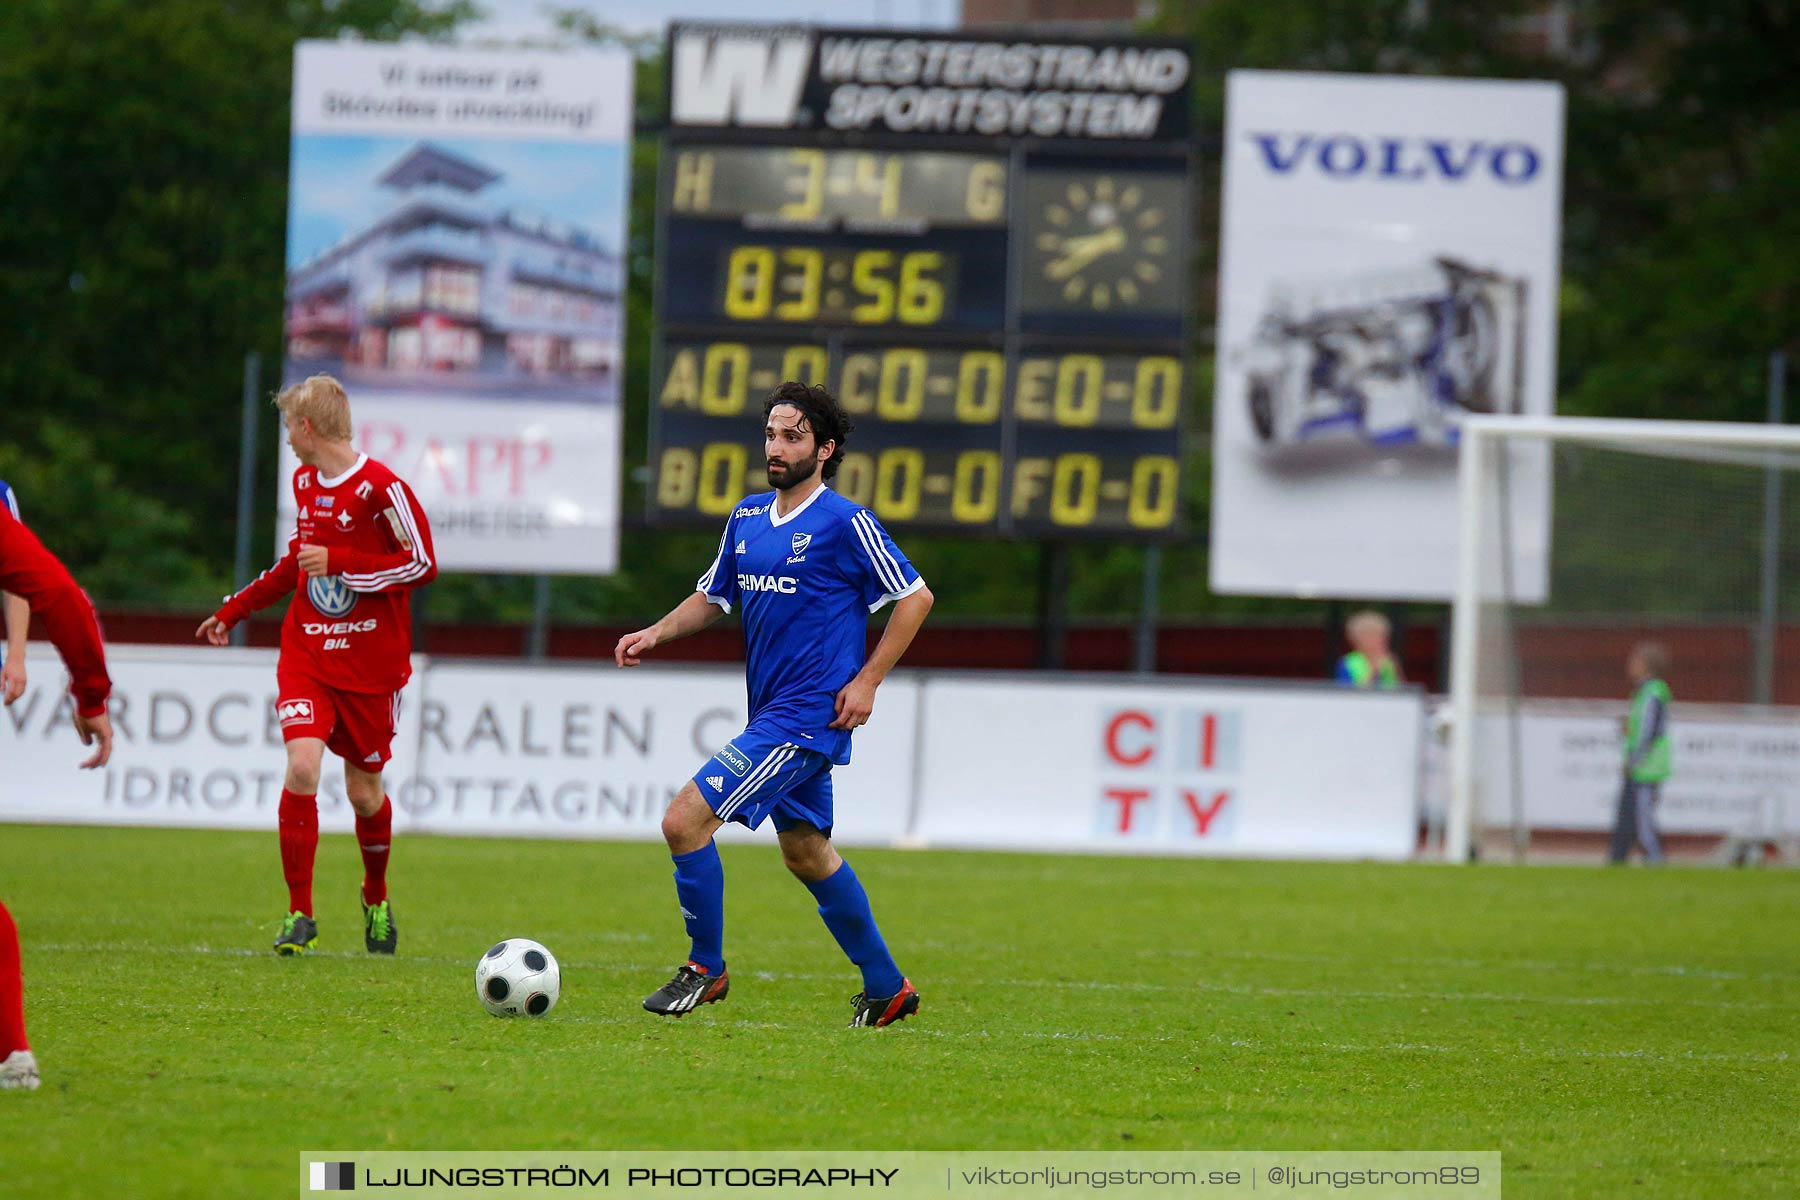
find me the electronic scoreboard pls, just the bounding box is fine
[651,25,1194,538]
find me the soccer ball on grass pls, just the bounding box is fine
[475,938,561,1017]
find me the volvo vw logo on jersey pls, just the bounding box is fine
[307,574,358,617]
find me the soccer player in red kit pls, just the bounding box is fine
[197,374,435,956]
[0,491,114,1092]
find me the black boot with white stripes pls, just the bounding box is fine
[642,962,730,1016]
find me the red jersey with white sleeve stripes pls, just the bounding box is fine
[0,503,111,717]
[214,454,435,694]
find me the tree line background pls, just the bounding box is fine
[0,0,1793,627]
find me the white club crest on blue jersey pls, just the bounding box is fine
[791,532,812,556]
[307,574,358,618]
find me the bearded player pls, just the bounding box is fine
[616,381,934,1028]
[197,375,436,956]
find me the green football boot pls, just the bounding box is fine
[273,911,318,956]
[361,889,397,955]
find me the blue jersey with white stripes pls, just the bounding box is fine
[0,479,17,521]
[698,485,923,765]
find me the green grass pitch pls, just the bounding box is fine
[4,824,1797,1198]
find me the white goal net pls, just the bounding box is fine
[1449,416,1800,862]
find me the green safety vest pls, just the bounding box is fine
[1626,678,1673,783]
[1339,651,1399,690]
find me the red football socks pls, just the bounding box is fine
[356,796,393,905]
[0,900,29,1056]
[278,788,320,916]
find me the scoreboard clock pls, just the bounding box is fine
[1020,169,1186,318]
[651,24,1194,539]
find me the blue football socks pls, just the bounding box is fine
[805,859,904,998]
[671,843,726,975]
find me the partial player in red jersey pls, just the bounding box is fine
[1,481,27,705]
[0,490,114,1093]
[196,375,436,957]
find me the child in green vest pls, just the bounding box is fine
[1610,642,1671,864]
[1335,609,1402,689]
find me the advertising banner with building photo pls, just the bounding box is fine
[1210,71,1565,601]
[281,41,633,573]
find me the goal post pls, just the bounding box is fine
[1448,414,1800,863]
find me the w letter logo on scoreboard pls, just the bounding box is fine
[671,27,811,128]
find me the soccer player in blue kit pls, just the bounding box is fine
[615,382,935,1028]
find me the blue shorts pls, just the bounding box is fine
[692,725,835,835]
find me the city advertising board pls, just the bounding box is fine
[911,674,1423,859]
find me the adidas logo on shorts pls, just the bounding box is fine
[705,775,725,791]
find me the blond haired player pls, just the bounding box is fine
[197,375,436,955]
